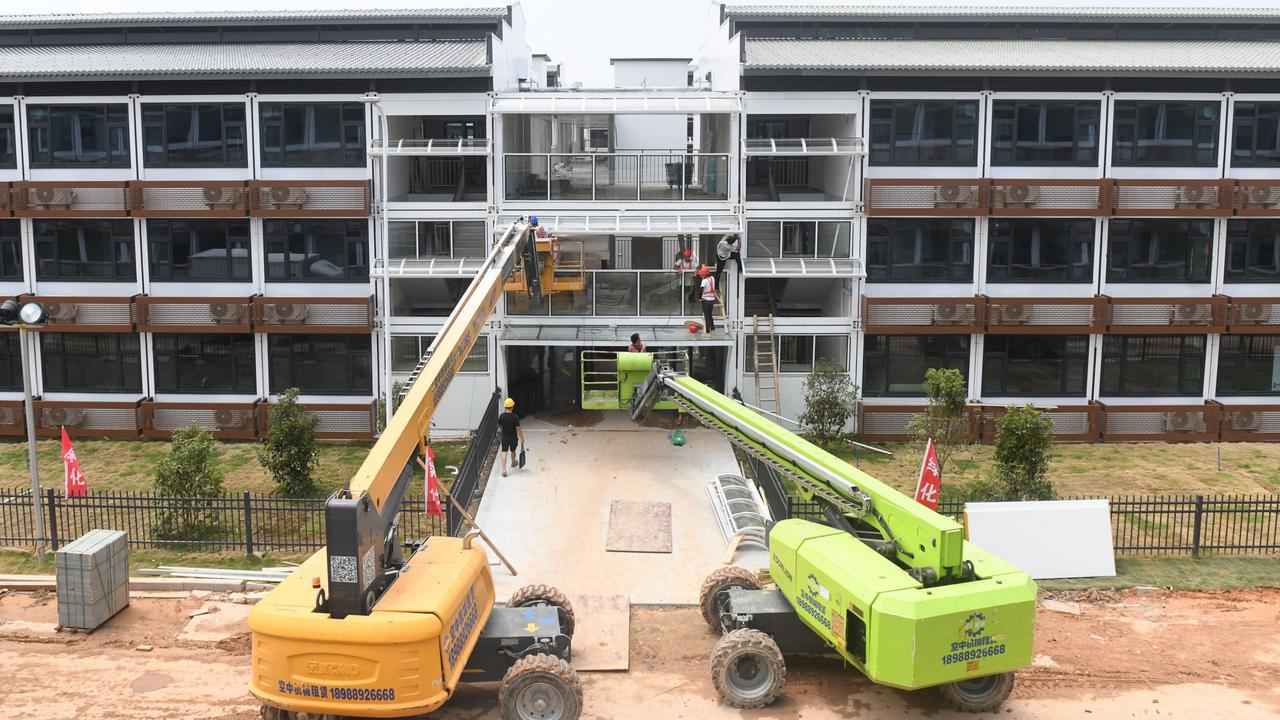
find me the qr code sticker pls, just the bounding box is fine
[329,555,358,584]
[362,547,377,589]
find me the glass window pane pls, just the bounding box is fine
[1217,334,1280,396]
[863,335,970,397]
[814,336,848,370]
[263,220,368,282]
[594,272,638,315]
[1100,335,1205,396]
[639,272,682,316]
[866,219,974,282]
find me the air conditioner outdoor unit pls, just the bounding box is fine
[1225,411,1261,432]
[208,302,245,323]
[0,406,22,426]
[933,185,974,207]
[30,187,76,209]
[264,187,309,210]
[1000,185,1040,208]
[1235,302,1272,325]
[1164,411,1200,433]
[932,303,966,325]
[214,408,254,431]
[46,302,79,322]
[997,303,1029,325]
[1243,185,1280,207]
[1171,303,1212,324]
[45,407,86,428]
[265,303,309,324]
[203,187,243,209]
[1175,185,1213,208]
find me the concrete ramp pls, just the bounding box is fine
[475,414,738,606]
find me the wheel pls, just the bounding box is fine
[939,672,1016,712]
[259,708,283,720]
[698,566,761,630]
[508,584,576,638]
[709,628,786,709]
[498,653,583,720]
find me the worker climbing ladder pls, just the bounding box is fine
[751,314,780,415]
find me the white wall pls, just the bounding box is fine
[612,59,689,89]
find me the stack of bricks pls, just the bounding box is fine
[55,529,130,630]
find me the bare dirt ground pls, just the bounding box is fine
[0,588,1277,720]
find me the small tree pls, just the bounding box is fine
[907,367,970,478]
[799,360,857,446]
[990,404,1056,501]
[377,381,406,433]
[259,387,320,497]
[152,424,225,540]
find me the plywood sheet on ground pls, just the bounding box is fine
[566,593,629,671]
[606,501,672,553]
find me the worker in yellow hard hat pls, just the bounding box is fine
[497,397,524,477]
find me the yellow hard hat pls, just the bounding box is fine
[504,397,516,408]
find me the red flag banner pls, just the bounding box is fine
[62,427,87,498]
[425,446,444,517]
[913,438,941,511]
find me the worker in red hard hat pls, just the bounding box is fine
[673,247,697,305]
[697,265,718,336]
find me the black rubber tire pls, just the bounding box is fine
[709,628,786,709]
[698,566,762,630]
[498,653,584,720]
[508,584,576,638]
[939,672,1016,712]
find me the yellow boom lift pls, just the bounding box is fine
[250,220,584,720]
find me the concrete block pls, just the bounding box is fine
[55,530,129,631]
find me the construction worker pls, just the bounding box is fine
[497,397,525,477]
[628,333,646,352]
[530,215,547,238]
[698,265,718,336]
[714,233,742,283]
[674,247,697,303]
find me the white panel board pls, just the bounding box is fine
[965,499,1116,580]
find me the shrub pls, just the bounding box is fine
[989,404,1056,501]
[376,381,405,433]
[152,424,225,541]
[258,387,320,497]
[799,360,857,446]
[907,367,970,478]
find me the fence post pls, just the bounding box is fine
[1191,494,1204,558]
[243,491,255,556]
[45,488,59,552]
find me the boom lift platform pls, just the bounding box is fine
[600,354,1037,711]
[250,220,585,720]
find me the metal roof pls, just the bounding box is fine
[723,5,1280,21]
[744,38,1280,74]
[0,8,510,28]
[0,40,489,80]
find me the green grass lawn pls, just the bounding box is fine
[0,437,472,496]
[1038,555,1280,591]
[0,547,312,575]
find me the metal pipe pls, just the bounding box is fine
[19,329,45,559]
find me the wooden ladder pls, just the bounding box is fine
[752,314,780,416]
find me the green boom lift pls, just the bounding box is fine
[592,352,1037,711]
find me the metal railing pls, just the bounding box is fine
[504,152,729,202]
[787,494,1280,557]
[506,268,718,318]
[0,394,501,553]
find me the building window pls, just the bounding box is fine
[0,105,15,168]
[0,333,21,391]
[0,220,20,280]
[41,333,142,392]
[1217,335,1280,396]
[388,221,487,260]
[991,100,1100,166]
[747,334,848,373]
[268,334,371,395]
[153,334,256,394]
[982,335,1089,396]
[391,278,471,317]
[27,104,131,168]
[869,100,979,166]
[1231,102,1280,167]
[259,102,365,167]
[148,219,251,282]
[862,334,970,397]
[1100,335,1205,396]
[1106,219,1212,283]
[391,335,487,374]
[264,220,368,282]
[141,103,247,167]
[745,220,851,259]
[34,219,136,281]
[866,218,974,282]
[988,218,1094,283]
[1225,219,1280,282]
[1112,101,1220,166]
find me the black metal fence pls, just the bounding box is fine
[787,494,1280,557]
[0,392,502,554]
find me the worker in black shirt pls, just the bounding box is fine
[497,397,525,477]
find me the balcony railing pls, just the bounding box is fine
[130,181,249,217]
[136,296,255,333]
[12,181,131,218]
[368,137,491,156]
[504,152,729,202]
[505,269,718,318]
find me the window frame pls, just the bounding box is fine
[1230,101,1280,168]
[40,332,142,393]
[26,103,132,169]
[981,335,1090,397]
[1224,219,1280,283]
[1099,335,1207,397]
[1106,218,1214,284]
[861,334,971,398]
[33,219,137,282]
[1111,100,1221,167]
[140,102,248,168]
[267,334,372,395]
[987,218,1095,284]
[388,220,489,261]
[152,333,258,394]
[746,334,850,374]
[869,99,980,167]
[147,219,252,282]
[0,104,15,169]
[0,332,21,391]
[263,219,370,283]
[1216,334,1280,396]
[866,218,975,283]
[391,335,488,375]
[259,102,366,168]
[990,99,1101,167]
[0,220,21,281]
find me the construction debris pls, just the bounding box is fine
[137,566,293,584]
